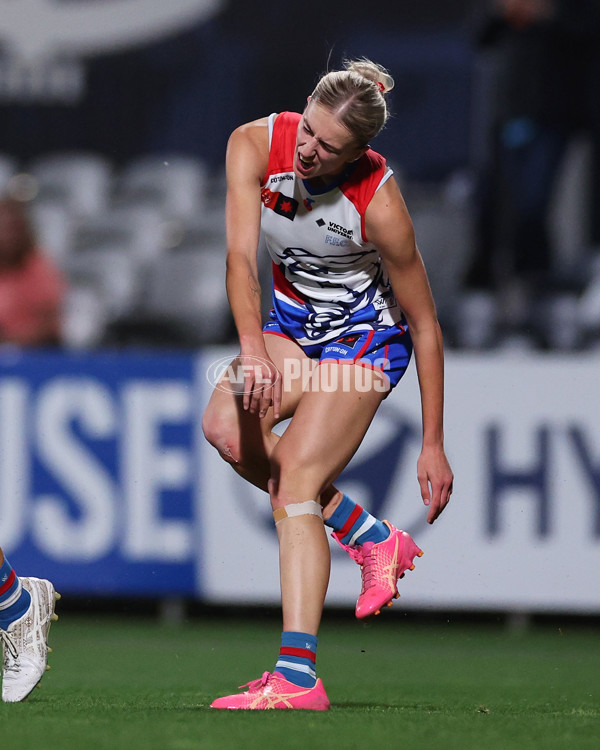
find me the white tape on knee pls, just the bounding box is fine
[273,501,323,524]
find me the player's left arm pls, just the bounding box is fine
[365,176,454,523]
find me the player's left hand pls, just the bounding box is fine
[417,445,453,524]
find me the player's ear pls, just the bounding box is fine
[348,146,368,163]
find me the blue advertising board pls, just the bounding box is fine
[3,348,600,612]
[0,349,202,596]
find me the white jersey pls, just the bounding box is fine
[261,111,405,347]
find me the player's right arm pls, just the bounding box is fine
[224,118,282,417]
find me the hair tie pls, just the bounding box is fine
[376,81,385,93]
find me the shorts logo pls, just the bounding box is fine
[336,334,361,348]
[261,188,298,220]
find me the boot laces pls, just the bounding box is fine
[239,671,271,691]
[332,533,378,593]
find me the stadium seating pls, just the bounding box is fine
[28,151,113,218]
[65,242,142,322]
[114,154,208,221]
[139,241,230,345]
[29,200,75,268]
[5,152,229,348]
[1,147,595,351]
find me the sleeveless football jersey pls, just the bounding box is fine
[261,111,406,347]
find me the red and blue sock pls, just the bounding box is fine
[275,631,318,688]
[0,557,31,630]
[325,493,389,547]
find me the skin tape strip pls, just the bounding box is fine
[273,501,323,524]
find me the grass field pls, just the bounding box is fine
[2,610,599,750]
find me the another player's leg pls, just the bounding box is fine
[0,549,60,702]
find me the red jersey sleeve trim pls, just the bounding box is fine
[263,112,300,185]
[340,150,389,243]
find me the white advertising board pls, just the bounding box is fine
[199,349,600,613]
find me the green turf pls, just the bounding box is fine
[2,612,598,750]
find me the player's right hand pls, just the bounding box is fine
[242,355,282,419]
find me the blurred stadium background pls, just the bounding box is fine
[0,0,599,627]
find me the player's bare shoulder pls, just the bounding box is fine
[227,117,270,181]
[233,116,269,141]
[365,174,415,250]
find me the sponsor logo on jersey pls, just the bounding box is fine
[325,235,351,247]
[327,221,353,239]
[373,291,398,311]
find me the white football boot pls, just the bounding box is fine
[1,577,60,702]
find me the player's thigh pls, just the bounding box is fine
[272,362,386,489]
[202,353,276,456]
[202,335,313,450]
[263,332,316,417]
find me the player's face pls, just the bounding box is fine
[294,100,365,186]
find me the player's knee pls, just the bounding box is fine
[202,409,240,464]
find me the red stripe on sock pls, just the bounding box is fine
[337,505,363,539]
[0,569,16,597]
[280,646,316,662]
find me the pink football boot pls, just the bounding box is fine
[334,521,423,619]
[210,671,331,710]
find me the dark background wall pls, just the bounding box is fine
[0,0,477,181]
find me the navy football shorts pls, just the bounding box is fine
[263,317,413,390]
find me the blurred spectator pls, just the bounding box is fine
[0,198,65,347]
[461,0,600,347]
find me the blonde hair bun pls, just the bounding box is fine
[310,58,394,144]
[345,58,395,94]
